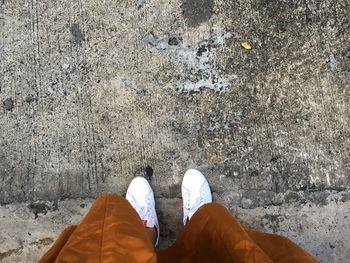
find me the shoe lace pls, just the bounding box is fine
[184,187,206,214]
[130,195,154,224]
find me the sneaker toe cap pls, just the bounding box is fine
[127,176,153,196]
[182,169,207,189]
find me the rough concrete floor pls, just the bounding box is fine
[1,0,350,261]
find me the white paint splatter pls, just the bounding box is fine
[326,173,331,186]
[329,53,337,71]
[143,32,234,92]
[309,174,316,185]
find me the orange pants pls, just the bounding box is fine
[38,193,318,263]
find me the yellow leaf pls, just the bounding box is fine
[241,42,251,50]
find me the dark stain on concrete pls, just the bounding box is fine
[25,95,36,104]
[306,191,331,206]
[168,37,182,46]
[284,191,303,203]
[340,192,350,202]
[2,98,14,111]
[70,23,85,45]
[181,0,214,27]
[196,45,208,57]
[28,201,58,219]
[263,214,282,232]
[168,183,181,198]
[28,202,49,219]
[145,165,153,181]
[0,247,24,262]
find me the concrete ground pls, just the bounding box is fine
[1,0,349,262]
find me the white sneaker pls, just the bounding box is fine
[181,169,212,225]
[126,176,160,246]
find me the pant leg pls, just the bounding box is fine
[38,226,77,263]
[44,193,156,263]
[245,229,319,263]
[157,203,318,263]
[157,202,273,263]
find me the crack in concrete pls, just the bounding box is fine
[0,247,23,261]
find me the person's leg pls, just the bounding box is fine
[245,229,319,263]
[146,228,157,245]
[50,193,156,263]
[157,169,271,263]
[158,202,273,263]
[157,169,318,263]
[38,226,77,263]
[126,176,160,246]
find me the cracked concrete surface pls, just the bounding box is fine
[1,0,349,261]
